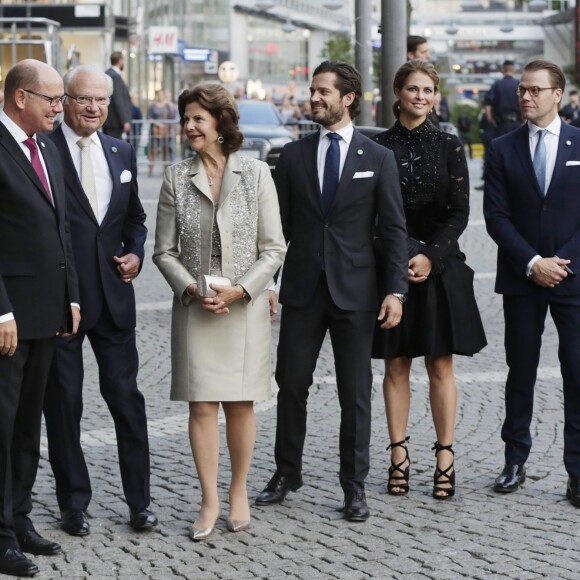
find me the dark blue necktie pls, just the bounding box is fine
[322,132,341,213]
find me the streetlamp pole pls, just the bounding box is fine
[355,0,373,126]
[380,0,407,128]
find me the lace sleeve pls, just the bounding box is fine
[422,135,470,266]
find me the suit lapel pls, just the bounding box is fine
[548,124,577,196]
[0,122,55,208]
[511,124,544,199]
[99,134,121,227]
[190,156,214,203]
[219,152,241,207]
[52,127,99,224]
[299,131,323,213]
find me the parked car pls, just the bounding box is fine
[236,100,295,170]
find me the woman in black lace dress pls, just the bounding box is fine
[373,60,486,499]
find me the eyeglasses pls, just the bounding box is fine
[23,89,66,107]
[64,94,111,106]
[516,86,558,98]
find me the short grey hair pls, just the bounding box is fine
[63,65,113,97]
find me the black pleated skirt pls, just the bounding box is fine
[372,253,487,359]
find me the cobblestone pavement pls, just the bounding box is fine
[27,158,580,579]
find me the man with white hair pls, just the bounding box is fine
[43,65,156,537]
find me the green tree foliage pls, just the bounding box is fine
[320,36,354,64]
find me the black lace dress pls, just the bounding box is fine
[372,120,487,358]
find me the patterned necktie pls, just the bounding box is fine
[533,129,547,195]
[23,137,53,203]
[322,132,341,213]
[77,137,99,219]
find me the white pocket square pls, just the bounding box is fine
[566,160,580,166]
[353,171,374,179]
[120,170,132,183]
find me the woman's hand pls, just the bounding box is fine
[408,254,432,283]
[200,283,245,315]
[268,290,279,321]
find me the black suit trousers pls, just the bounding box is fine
[44,307,151,512]
[502,292,580,477]
[0,338,55,549]
[274,272,375,493]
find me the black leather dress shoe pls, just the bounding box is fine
[342,490,370,522]
[16,531,61,556]
[566,477,580,507]
[61,509,90,536]
[255,472,303,505]
[0,548,39,577]
[493,464,526,493]
[129,508,158,531]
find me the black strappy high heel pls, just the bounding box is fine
[387,436,411,496]
[432,441,455,500]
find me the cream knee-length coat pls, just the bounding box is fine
[153,153,286,402]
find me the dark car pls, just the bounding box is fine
[236,100,295,170]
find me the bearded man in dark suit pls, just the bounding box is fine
[0,59,79,578]
[256,61,408,521]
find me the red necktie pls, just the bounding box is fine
[23,137,53,203]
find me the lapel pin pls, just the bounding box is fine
[40,141,46,148]
[357,149,363,156]
[566,140,572,146]
[112,146,118,153]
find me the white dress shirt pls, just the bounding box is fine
[526,115,562,275]
[317,122,354,193]
[61,122,113,225]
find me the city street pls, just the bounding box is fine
[29,157,580,579]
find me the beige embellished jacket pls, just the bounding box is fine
[153,152,286,304]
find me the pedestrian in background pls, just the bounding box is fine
[103,51,132,140]
[128,92,143,152]
[44,65,157,538]
[484,59,580,508]
[147,89,174,176]
[255,61,408,522]
[373,59,486,500]
[153,83,286,541]
[485,60,521,138]
[0,58,79,578]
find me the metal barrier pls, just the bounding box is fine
[124,119,184,174]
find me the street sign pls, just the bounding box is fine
[149,26,178,54]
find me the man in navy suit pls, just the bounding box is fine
[0,59,79,578]
[44,65,158,535]
[256,61,408,520]
[484,60,580,507]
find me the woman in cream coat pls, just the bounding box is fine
[153,84,286,540]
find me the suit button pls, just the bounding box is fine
[59,262,66,269]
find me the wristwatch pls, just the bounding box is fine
[391,293,406,304]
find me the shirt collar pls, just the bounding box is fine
[62,122,102,150]
[528,114,561,138]
[319,122,354,146]
[0,109,34,144]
